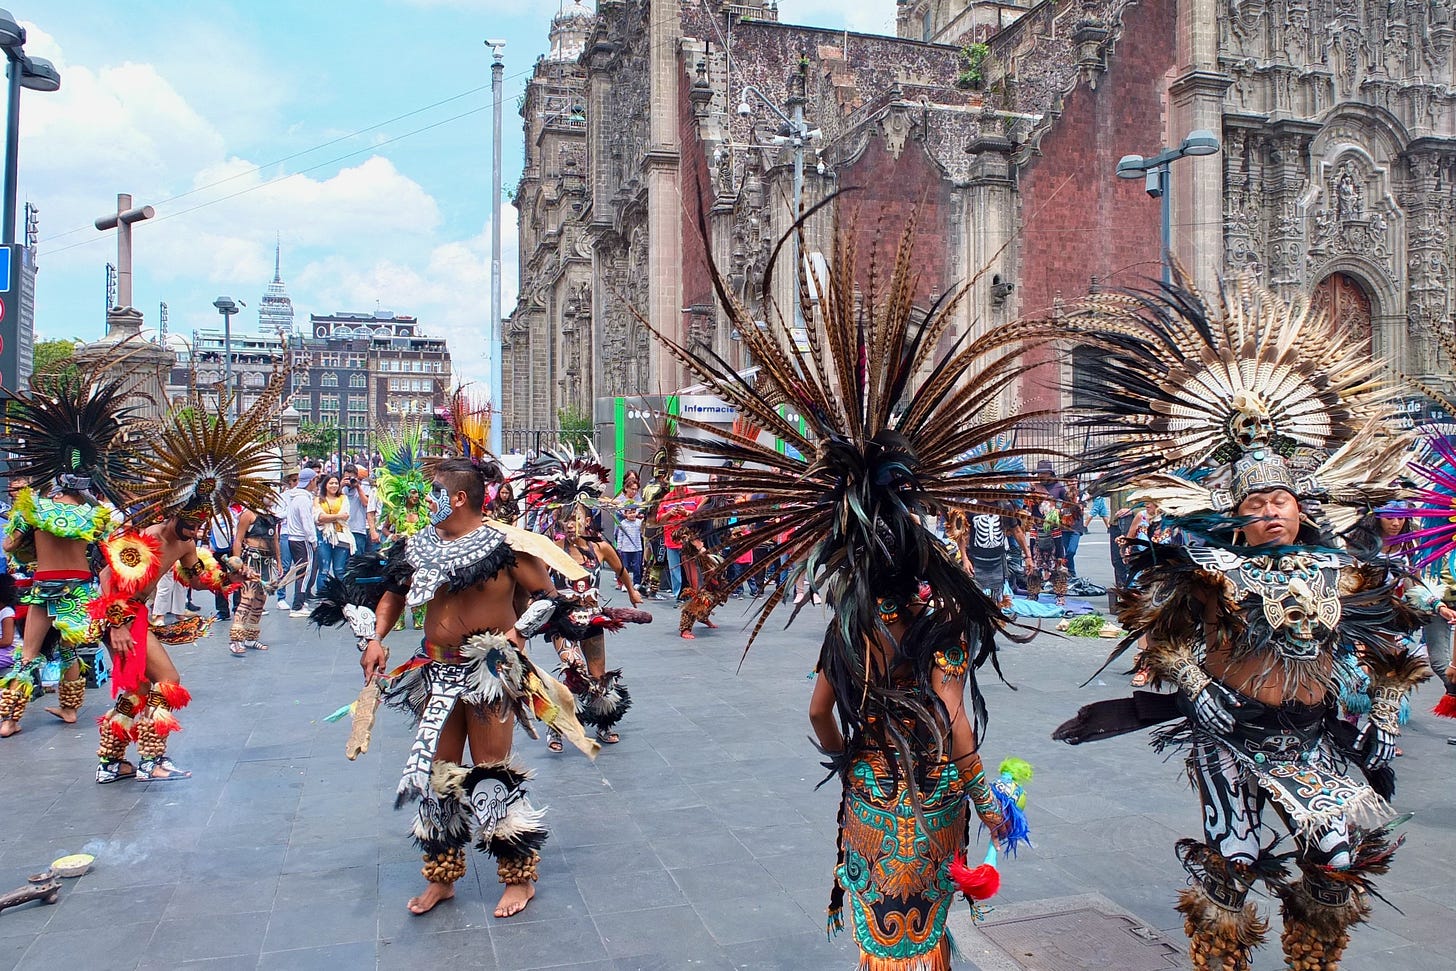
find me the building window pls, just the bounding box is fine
[321,372,338,387]
[349,397,368,411]
[349,373,366,388]
[922,10,933,41]
[319,353,340,367]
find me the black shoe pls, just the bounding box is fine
[1447,737,1456,745]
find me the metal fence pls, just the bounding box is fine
[1008,416,1095,476]
[500,427,563,457]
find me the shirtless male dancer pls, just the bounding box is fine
[359,458,566,919]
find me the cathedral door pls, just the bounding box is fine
[1311,272,1372,350]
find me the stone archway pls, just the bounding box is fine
[1311,272,1373,350]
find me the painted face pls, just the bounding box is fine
[175,517,204,541]
[428,482,453,526]
[1237,489,1300,546]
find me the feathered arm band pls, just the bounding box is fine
[1359,645,1433,735]
[100,528,163,596]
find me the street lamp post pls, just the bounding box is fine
[213,296,240,417]
[1115,130,1220,286]
[0,9,61,246]
[486,39,505,455]
[738,61,820,332]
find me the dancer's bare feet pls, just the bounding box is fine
[0,719,19,737]
[407,880,455,915]
[495,882,534,918]
[44,705,79,724]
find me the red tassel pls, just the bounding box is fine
[155,682,192,710]
[948,851,1001,901]
[1433,692,1456,720]
[150,709,182,737]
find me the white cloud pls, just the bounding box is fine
[775,0,897,35]
[22,19,508,393]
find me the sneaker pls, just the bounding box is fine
[289,608,310,618]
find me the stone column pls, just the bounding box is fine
[1401,149,1451,376]
[965,131,1031,411]
[73,307,176,423]
[647,0,682,393]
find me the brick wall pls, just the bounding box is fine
[835,135,955,307]
[1015,0,1174,410]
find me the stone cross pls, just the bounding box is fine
[93,193,155,310]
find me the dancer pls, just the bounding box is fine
[0,359,145,737]
[1054,275,1429,971]
[635,209,1045,969]
[676,521,727,639]
[319,455,598,918]
[225,502,283,656]
[524,445,648,747]
[91,373,288,782]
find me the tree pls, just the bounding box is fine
[557,405,593,451]
[297,420,339,461]
[30,339,79,387]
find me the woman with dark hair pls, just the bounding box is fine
[638,217,1034,970]
[313,474,353,588]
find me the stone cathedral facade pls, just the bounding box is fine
[501,0,1456,435]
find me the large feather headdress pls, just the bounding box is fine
[1,346,154,505]
[126,367,293,534]
[522,444,610,516]
[375,418,429,524]
[636,198,1064,772]
[1072,272,1409,533]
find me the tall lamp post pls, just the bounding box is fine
[213,296,240,417]
[1115,130,1220,286]
[738,62,820,333]
[486,39,505,455]
[0,9,60,245]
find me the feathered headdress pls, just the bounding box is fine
[635,197,1063,779]
[522,444,611,516]
[1072,272,1409,535]
[125,367,293,536]
[1,348,153,505]
[438,384,492,462]
[375,418,430,534]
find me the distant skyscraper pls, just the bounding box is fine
[258,236,295,336]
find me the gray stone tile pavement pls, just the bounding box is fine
[0,530,1452,969]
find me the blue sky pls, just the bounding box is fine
[20,1,891,392]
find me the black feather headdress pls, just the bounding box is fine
[522,444,611,518]
[633,197,1064,786]
[1,346,153,505]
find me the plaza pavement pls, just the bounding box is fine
[0,530,1452,970]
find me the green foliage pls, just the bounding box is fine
[557,405,593,451]
[298,419,340,460]
[956,42,990,90]
[30,339,79,389]
[1063,614,1106,638]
